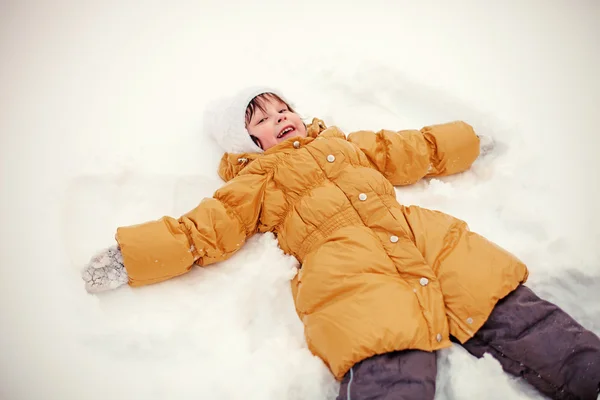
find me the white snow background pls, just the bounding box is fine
[1,1,599,399]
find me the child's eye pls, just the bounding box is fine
[258,117,266,124]
[279,108,288,113]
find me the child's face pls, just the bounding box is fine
[246,97,307,151]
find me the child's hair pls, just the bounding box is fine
[244,92,296,128]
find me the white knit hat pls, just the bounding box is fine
[203,86,292,154]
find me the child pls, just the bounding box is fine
[82,86,600,400]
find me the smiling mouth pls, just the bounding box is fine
[277,126,295,138]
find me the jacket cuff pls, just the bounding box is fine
[115,218,195,287]
[421,121,480,176]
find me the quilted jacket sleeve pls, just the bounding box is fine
[347,121,480,186]
[115,172,268,287]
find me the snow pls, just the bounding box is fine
[1,1,599,399]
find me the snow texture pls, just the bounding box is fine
[1,1,599,399]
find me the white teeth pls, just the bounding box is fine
[278,127,294,138]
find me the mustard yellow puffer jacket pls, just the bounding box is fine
[115,118,528,379]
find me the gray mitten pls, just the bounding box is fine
[82,245,129,293]
[478,134,496,157]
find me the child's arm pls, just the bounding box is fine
[347,121,481,186]
[83,172,268,292]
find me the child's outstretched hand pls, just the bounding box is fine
[81,245,129,293]
[478,134,496,157]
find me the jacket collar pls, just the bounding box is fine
[217,118,330,182]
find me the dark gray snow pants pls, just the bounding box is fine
[336,285,600,400]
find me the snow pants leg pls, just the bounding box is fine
[336,350,437,400]
[461,285,600,400]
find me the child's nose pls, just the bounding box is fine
[277,115,287,123]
